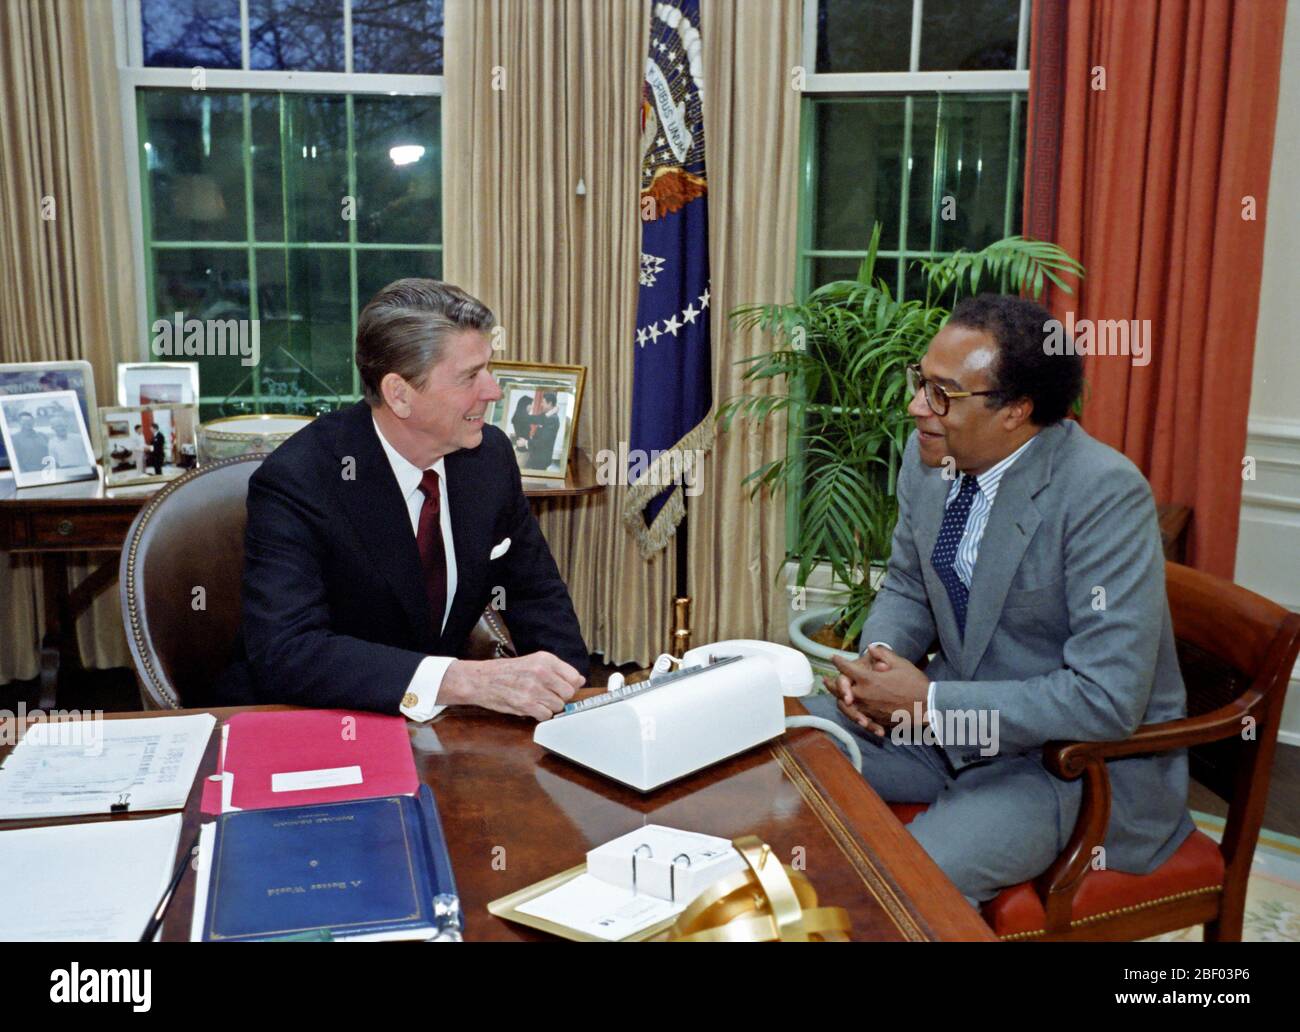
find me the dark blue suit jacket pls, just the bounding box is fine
[216,401,589,712]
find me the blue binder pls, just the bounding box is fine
[203,785,461,942]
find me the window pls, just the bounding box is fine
[120,0,444,418]
[798,0,1029,298]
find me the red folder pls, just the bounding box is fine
[210,710,419,812]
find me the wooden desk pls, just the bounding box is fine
[0,704,996,942]
[0,451,604,708]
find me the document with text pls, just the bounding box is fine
[0,714,215,819]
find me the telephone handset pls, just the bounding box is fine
[679,639,814,697]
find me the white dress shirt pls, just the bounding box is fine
[372,417,459,722]
[870,435,1038,745]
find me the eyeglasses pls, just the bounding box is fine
[905,363,1001,417]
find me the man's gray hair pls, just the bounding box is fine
[355,278,496,406]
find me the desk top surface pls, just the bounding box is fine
[0,702,994,942]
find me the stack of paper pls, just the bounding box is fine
[0,815,183,941]
[0,714,215,819]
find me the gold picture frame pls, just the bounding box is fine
[488,361,586,481]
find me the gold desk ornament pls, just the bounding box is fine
[664,835,851,942]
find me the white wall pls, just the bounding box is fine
[1235,0,1300,745]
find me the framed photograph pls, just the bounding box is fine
[488,361,586,480]
[116,362,200,407]
[0,360,98,470]
[0,391,98,488]
[99,404,199,488]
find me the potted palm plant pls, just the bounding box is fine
[718,224,1082,670]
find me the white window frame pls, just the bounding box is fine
[801,0,1030,92]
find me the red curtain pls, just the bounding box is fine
[1024,0,1286,577]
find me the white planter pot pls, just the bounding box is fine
[788,606,858,681]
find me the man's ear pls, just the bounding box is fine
[380,372,410,417]
[1001,396,1034,431]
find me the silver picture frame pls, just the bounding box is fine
[0,360,98,471]
[0,390,98,489]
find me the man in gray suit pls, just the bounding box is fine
[804,294,1194,904]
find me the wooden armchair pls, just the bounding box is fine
[892,561,1300,941]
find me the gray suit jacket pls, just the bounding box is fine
[862,420,1195,874]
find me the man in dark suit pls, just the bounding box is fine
[804,294,1193,903]
[8,411,48,472]
[218,279,589,720]
[523,393,561,471]
[149,425,166,475]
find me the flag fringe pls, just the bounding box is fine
[621,418,716,558]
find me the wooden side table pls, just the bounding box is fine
[0,472,154,709]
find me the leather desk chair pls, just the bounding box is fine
[120,455,515,710]
[889,561,1300,941]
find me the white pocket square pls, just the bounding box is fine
[490,537,512,560]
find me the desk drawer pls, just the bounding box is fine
[23,510,134,550]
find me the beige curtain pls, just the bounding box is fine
[444,0,667,666]
[444,0,800,666]
[691,0,800,648]
[0,0,137,682]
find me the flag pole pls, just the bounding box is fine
[672,493,691,657]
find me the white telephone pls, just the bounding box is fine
[532,640,815,792]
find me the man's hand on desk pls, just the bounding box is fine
[440,652,584,721]
[825,646,929,738]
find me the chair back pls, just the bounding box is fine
[1165,561,1300,856]
[120,456,263,708]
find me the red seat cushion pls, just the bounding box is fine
[890,802,928,826]
[886,802,1225,938]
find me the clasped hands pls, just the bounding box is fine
[823,644,930,738]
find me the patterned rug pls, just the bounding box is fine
[1146,812,1300,942]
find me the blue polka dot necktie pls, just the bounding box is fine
[931,474,979,637]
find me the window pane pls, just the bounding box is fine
[151,248,253,399]
[920,0,1019,71]
[249,0,345,72]
[813,98,907,252]
[809,257,866,291]
[904,97,939,252]
[816,0,912,74]
[352,0,445,75]
[253,94,350,243]
[142,0,242,69]
[141,91,247,243]
[357,250,443,308]
[354,96,441,244]
[256,248,354,400]
[909,95,1017,252]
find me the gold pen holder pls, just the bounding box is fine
[664,835,851,942]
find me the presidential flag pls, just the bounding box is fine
[622,0,714,557]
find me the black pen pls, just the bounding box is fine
[140,828,201,942]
